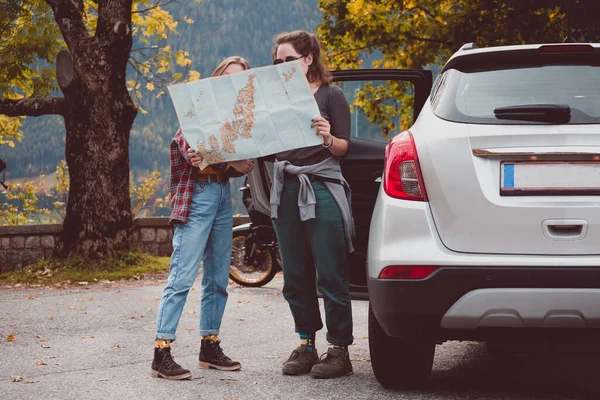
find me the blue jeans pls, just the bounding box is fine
[155,181,233,340]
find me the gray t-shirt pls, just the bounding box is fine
[275,84,351,166]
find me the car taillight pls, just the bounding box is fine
[383,131,427,201]
[379,266,437,279]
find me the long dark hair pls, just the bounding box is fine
[272,30,332,84]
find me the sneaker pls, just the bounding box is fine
[151,347,192,380]
[199,339,241,371]
[282,345,319,375]
[310,347,353,379]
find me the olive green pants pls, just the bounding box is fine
[272,179,353,347]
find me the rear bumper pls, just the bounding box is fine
[368,266,600,341]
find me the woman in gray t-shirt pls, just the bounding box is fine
[270,30,354,379]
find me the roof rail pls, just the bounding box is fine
[459,42,478,51]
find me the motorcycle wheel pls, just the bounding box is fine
[230,234,278,287]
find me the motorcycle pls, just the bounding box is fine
[229,182,282,287]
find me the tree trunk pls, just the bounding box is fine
[59,92,137,258]
[56,2,137,258]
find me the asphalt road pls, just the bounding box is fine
[0,274,598,400]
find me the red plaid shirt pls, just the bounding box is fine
[169,129,229,224]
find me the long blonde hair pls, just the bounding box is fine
[211,56,251,77]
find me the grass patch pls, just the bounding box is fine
[0,251,170,285]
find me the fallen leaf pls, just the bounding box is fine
[48,316,54,320]
[359,336,368,339]
[41,343,52,348]
[10,376,23,382]
[49,355,58,359]
[86,372,93,375]
[36,335,42,339]
[6,334,16,342]
[89,297,94,301]
[264,356,276,359]
[36,360,47,366]
[146,307,153,313]
[112,344,121,349]
[99,378,108,382]
[27,296,38,300]
[129,316,135,319]
[234,300,250,304]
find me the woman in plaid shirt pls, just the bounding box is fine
[152,56,255,380]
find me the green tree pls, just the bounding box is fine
[0,0,197,257]
[318,0,599,130]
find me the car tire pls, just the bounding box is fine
[368,304,435,389]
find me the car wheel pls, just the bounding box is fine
[368,304,435,389]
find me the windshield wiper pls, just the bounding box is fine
[494,104,571,123]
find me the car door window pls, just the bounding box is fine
[333,79,415,143]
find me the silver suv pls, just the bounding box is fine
[368,42,600,389]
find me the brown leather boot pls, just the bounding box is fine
[282,344,319,375]
[151,347,192,380]
[311,347,353,379]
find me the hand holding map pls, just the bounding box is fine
[168,61,322,170]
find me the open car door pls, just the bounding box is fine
[334,69,433,299]
[247,69,433,300]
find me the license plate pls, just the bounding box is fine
[500,161,600,196]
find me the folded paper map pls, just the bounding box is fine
[167,61,322,169]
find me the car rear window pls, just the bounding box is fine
[432,64,600,125]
